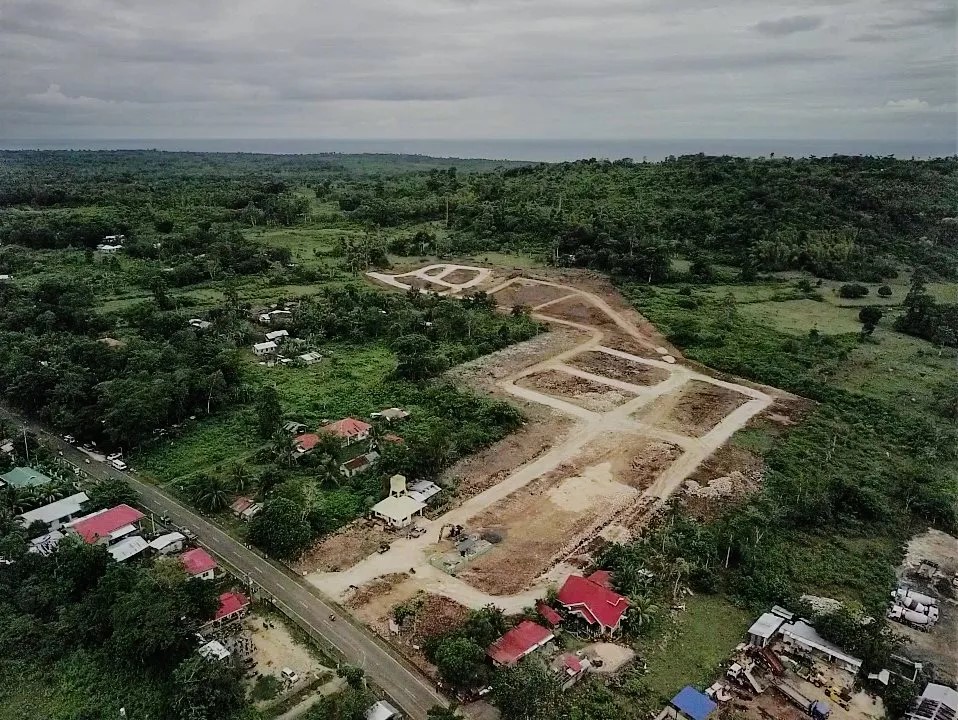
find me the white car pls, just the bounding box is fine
[107,452,123,461]
[281,668,299,684]
[63,434,76,444]
[110,459,128,471]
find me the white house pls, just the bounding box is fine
[265,329,289,343]
[365,701,400,720]
[108,535,150,563]
[96,244,123,253]
[17,492,89,531]
[298,351,322,365]
[370,475,426,528]
[148,531,186,555]
[253,341,277,356]
[258,309,292,324]
[188,318,212,330]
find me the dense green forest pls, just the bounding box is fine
[0,150,955,720]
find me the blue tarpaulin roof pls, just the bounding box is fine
[672,686,717,720]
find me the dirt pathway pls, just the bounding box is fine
[322,272,776,608]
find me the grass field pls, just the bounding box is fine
[638,594,752,704]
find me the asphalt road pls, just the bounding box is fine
[3,409,446,720]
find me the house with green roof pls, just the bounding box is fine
[0,467,55,489]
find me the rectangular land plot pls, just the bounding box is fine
[515,369,638,412]
[636,379,750,438]
[565,350,670,386]
[491,279,574,309]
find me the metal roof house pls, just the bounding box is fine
[108,535,150,563]
[487,620,555,666]
[253,340,278,356]
[780,620,862,673]
[2,467,55,489]
[658,686,718,720]
[17,492,89,531]
[906,683,958,720]
[747,612,786,648]
[66,504,145,546]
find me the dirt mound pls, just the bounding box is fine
[565,350,670,386]
[347,573,410,609]
[515,369,637,411]
[409,594,471,643]
[491,279,573,309]
[613,439,682,490]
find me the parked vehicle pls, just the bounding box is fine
[281,667,299,684]
[62,434,76,444]
[110,459,128,471]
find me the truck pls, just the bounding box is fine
[772,681,831,720]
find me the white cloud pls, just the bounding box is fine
[884,98,931,111]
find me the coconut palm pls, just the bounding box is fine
[628,594,659,630]
[191,473,231,513]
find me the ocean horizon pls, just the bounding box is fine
[1,137,954,162]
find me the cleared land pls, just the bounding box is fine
[565,350,670,386]
[492,279,574,309]
[640,379,751,438]
[515,369,639,412]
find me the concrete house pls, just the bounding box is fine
[265,329,289,343]
[17,492,89,531]
[180,547,219,580]
[253,340,278,356]
[556,573,630,636]
[321,417,372,445]
[371,474,425,528]
[66,504,145,546]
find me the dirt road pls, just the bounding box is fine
[326,270,775,608]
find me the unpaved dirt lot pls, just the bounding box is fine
[565,349,670,386]
[680,442,763,520]
[294,522,394,573]
[458,443,638,595]
[891,529,958,684]
[408,277,451,293]
[444,268,481,285]
[442,415,576,499]
[491,279,574,309]
[244,614,327,681]
[538,296,623,333]
[643,379,750,437]
[516,368,638,411]
[611,438,683,490]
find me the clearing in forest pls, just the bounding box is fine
[310,270,785,611]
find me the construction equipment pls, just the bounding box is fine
[772,681,831,719]
[826,686,851,710]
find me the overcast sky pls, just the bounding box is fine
[0,0,955,141]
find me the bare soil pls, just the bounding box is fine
[407,277,451,293]
[294,522,394,573]
[442,415,576,500]
[515,369,638,411]
[681,442,763,521]
[490,279,574,309]
[243,614,327,682]
[647,380,750,438]
[458,441,638,595]
[446,325,590,390]
[610,438,683,490]
[444,268,481,285]
[537,296,622,333]
[565,350,670,386]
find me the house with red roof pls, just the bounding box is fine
[586,569,614,589]
[537,602,563,628]
[66,504,145,546]
[486,620,555,667]
[202,591,250,629]
[294,433,321,455]
[180,547,219,580]
[556,574,630,636]
[320,417,371,445]
[552,652,592,690]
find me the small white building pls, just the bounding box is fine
[258,309,292,324]
[371,407,410,422]
[406,480,441,504]
[298,351,322,365]
[17,492,89,531]
[188,318,212,330]
[265,329,289,343]
[148,531,186,555]
[96,243,123,253]
[253,341,278,356]
[370,474,426,528]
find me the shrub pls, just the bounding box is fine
[838,283,869,299]
[878,285,893,297]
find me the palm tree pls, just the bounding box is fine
[192,474,231,513]
[227,463,252,493]
[628,594,659,631]
[314,451,342,488]
[270,431,295,467]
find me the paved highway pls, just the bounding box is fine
[2,408,446,720]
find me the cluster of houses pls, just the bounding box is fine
[475,570,631,691]
[14,480,251,637]
[290,410,409,480]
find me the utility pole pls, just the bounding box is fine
[22,425,29,464]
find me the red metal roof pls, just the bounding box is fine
[70,504,144,544]
[230,496,254,513]
[486,620,554,666]
[557,575,630,631]
[295,433,320,451]
[321,417,371,439]
[587,569,614,589]
[383,433,404,444]
[537,602,563,627]
[563,655,583,673]
[342,455,371,470]
[180,547,218,576]
[213,591,249,621]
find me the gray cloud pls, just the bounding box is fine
[0,0,954,143]
[753,15,824,36]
